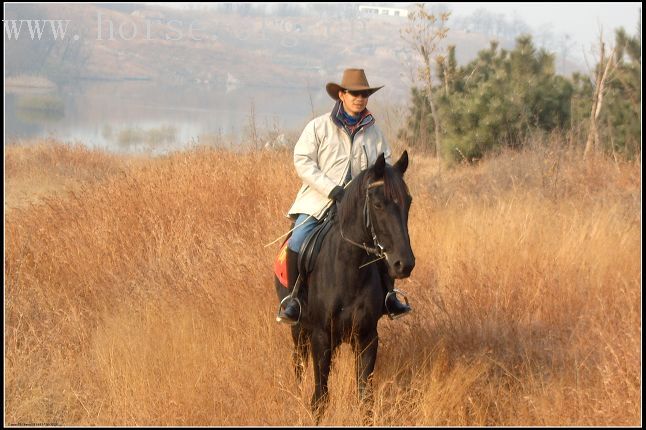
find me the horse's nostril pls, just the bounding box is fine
[394,260,414,276]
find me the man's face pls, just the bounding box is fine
[338,89,370,116]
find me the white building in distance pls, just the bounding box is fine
[359,5,409,18]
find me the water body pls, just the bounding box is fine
[5,80,333,154]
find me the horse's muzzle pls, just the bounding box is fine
[391,258,415,279]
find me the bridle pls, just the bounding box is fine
[339,179,388,266]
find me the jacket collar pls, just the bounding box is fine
[331,101,374,136]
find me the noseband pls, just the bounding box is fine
[339,180,388,261]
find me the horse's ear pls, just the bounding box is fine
[373,153,386,179]
[394,150,409,175]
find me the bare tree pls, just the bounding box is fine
[584,29,617,159]
[401,3,450,164]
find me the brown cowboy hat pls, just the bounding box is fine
[326,68,384,100]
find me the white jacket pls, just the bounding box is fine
[287,110,392,220]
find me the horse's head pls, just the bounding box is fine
[368,151,415,278]
[339,151,415,279]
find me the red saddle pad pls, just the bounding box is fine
[274,239,289,288]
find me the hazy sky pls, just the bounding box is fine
[152,2,640,60]
[447,2,640,48]
[156,3,641,46]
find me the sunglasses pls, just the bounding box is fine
[345,90,372,98]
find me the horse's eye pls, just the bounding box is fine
[373,200,384,210]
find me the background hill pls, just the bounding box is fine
[5,2,588,97]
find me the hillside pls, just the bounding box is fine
[5,3,524,96]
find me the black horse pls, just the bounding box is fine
[274,151,415,422]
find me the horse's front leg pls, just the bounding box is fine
[354,330,379,422]
[310,328,332,423]
[291,325,310,386]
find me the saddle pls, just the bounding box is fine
[274,206,336,289]
[297,206,336,278]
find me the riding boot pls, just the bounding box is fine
[384,289,412,319]
[277,248,302,324]
[379,261,412,319]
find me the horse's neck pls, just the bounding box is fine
[334,200,375,268]
[327,222,382,305]
[339,189,372,240]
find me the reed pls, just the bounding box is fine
[4,138,640,426]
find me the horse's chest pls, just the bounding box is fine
[306,274,383,334]
[330,298,380,333]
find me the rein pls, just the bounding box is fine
[339,179,388,267]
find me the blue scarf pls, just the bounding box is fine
[341,107,360,125]
[331,101,374,138]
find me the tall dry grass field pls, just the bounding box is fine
[4,139,640,426]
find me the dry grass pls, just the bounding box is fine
[4,139,147,211]
[4,138,641,426]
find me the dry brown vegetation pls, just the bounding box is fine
[4,139,147,211]
[4,138,641,426]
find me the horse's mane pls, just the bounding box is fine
[338,162,410,225]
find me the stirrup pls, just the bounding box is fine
[276,295,302,325]
[385,288,411,320]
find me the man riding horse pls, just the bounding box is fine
[277,68,411,324]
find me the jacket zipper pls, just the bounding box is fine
[362,144,369,169]
[343,132,353,184]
